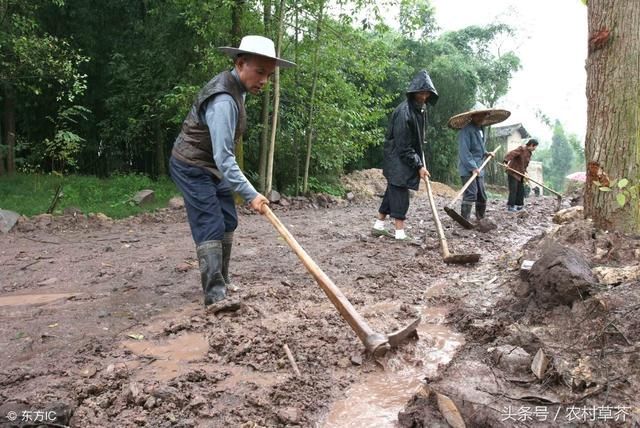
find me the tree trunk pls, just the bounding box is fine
[154,117,166,177]
[302,3,324,194]
[231,0,246,204]
[2,84,16,175]
[258,0,272,193]
[0,104,5,176]
[265,0,285,196]
[231,0,245,171]
[584,0,640,233]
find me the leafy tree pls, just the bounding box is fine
[585,0,640,232]
[547,120,573,191]
[0,0,88,175]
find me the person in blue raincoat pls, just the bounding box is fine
[456,111,495,221]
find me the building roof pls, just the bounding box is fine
[491,123,531,139]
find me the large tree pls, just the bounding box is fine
[584,0,640,232]
[0,0,87,175]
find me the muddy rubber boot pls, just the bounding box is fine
[475,203,486,220]
[461,202,473,222]
[222,232,239,292]
[196,240,226,306]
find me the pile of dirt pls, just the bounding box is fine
[400,214,640,427]
[341,168,457,200]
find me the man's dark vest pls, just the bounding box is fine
[171,71,247,178]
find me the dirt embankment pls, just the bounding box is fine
[1,173,638,427]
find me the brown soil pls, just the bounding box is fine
[1,172,638,427]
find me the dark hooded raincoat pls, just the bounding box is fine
[382,70,439,191]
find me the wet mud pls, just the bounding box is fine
[1,175,638,427]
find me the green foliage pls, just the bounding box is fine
[0,173,179,218]
[305,176,345,197]
[546,120,574,191]
[595,177,639,209]
[3,0,522,196]
[42,105,90,172]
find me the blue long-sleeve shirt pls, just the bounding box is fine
[457,123,487,177]
[198,71,258,203]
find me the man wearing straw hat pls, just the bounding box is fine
[371,70,439,241]
[449,108,509,222]
[169,35,295,307]
[457,111,493,222]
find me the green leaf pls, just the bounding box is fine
[592,181,601,186]
[616,193,626,207]
[599,187,612,192]
[617,178,629,189]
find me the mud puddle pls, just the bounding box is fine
[321,306,464,427]
[123,332,209,381]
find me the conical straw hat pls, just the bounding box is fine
[447,108,511,130]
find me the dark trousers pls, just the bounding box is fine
[460,175,487,207]
[378,184,410,220]
[507,175,525,206]
[169,157,237,245]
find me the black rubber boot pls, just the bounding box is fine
[475,203,486,220]
[196,240,226,306]
[461,202,473,222]
[222,232,238,292]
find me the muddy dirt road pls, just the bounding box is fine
[1,178,638,427]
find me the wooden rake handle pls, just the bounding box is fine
[498,163,563,197]
[260,205,387,354]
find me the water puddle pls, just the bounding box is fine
[321,306,464,427]
[0,293,78,307]
[123,332,209,381]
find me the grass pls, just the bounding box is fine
[0,173,181,219]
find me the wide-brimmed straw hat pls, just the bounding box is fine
[219,35,296,68]
[447,108,511,130]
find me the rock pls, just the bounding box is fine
[346,192,355,201]
[89,213,112,225]
[175,263,192,272]
[168,196,185,210]
[63,206,83,216]
[268,189,281,203]
[205,299,242,315]
[34,213,53,227]
[133,189,155,206]
[527,243,597,307]
[531,348,550,379]
[553,206,583,224]
[336,357,350,368]
[519,260,535,280]
[143,396,157,409]
[475,218,497,233]
[126,382,142,404]
[350,354,363,366]
[277,407,301,424]
[593,265,640,285]
[279,197,290,207]
[150,385,184,406]
[16,216,35,232]
[491,345,532,373]
[0,209,20,233]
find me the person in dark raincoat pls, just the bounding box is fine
[371,70,438,241]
